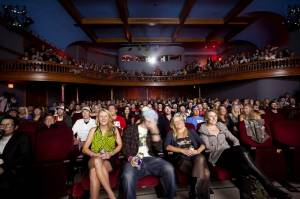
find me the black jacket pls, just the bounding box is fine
[0,132,32,177]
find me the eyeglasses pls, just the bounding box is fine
[0,123,14,129]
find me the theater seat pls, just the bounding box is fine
[238,121,273,148]
[137,175,160,188]
[210,166,231,181]
[271,120,300,148]
[175,169,189,185]
[35,127,73,162]
[271,120,300,180]
[239,121,286,181]
[34,127,74,198]
[185,123,195,130]
[18,121,39,149]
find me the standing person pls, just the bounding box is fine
[0,115,32,198]
[165,113,210,199]
[199,110,291,199]
[72,107,96,144]
[82,109,122,199]
[0,92,9,113]
[121,108,176,199]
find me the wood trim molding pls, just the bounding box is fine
[1,68,300,87]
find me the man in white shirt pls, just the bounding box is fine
[72,106,96,144]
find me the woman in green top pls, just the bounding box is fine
[83,109,122,199]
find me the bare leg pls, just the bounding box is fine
[88,159,101,199]
[92,157,116,199]
[89,168,101,199]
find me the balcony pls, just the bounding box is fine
[0,58,300,86]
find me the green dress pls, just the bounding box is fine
[91,127,116,153]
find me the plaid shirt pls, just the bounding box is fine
[122,125,162,159]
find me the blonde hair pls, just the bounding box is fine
[96,108,115,136]
[231,104,240,116]
[204,109,218,121]
[170,113,188,139]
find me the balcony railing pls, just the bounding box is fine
[0,57,299,83]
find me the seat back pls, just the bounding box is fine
[238,121,273,148]
[185,123,195,130]
[271,120,300,147]
[35,127,73,163]
[18,121,39,149]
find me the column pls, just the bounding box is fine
[61,84,65,103]
[110,87,114,100]
[76,87,79,103]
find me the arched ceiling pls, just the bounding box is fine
[8,0,297,51]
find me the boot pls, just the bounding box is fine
[242,151,292,199]
[195,178,210,199]
[189,177,197,199]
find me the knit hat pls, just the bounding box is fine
[142,108,158,123]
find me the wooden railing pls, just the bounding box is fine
[0,58,300,86]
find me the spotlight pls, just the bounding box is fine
[148,56,157,65]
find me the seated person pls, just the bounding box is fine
[54,105,72,128]
[228,104,240,137]
[37,114,57,132]
[121,108,176,199]
[186,105,205,129]
[199,110,291,199]
[108,104,126,130]
[82,109,122,199]
[0,115,32,198]
[165,113,210,199]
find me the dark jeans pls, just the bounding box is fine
[121,156,176,199]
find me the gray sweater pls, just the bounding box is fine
[199,122,240,165]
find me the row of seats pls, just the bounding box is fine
[17,118,300,198]
[239,118,300,182]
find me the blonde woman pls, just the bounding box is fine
[199,110,290,199]
[82,109,122,199]
[228,104,241,136]
[165,113,210,199]
[18,106,32,120]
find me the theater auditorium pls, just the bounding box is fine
[0,0,300,199]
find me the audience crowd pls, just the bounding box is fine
[19,45,297,79]
[1,90,299,198]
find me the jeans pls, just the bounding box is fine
[121,156,176,199]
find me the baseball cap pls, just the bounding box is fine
[56,105,65,110]
[82,106,91,112]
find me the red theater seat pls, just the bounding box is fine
[271,120,300,147]
[185,123,195,130]
[239,121,286,180]
[238,121,273,148]
[18,121,39,148]
[35,127,73,162]
[271,120,300,180]
[211,166,231,181]
[137,175,160,188]
[34,127,74,198]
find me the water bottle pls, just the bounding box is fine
[130,152,144,170]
